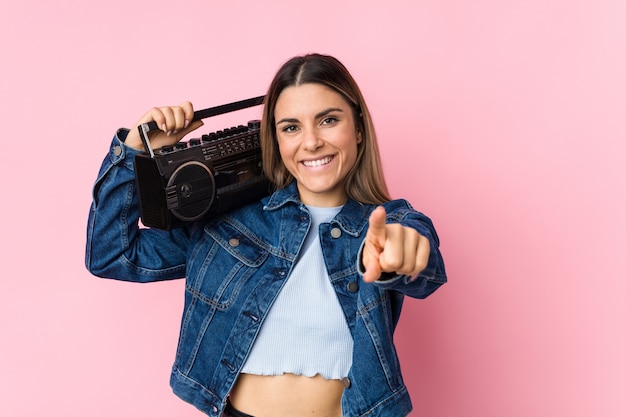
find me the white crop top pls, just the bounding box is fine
[240,205,354,380]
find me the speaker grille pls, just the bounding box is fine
[167,162,215,221]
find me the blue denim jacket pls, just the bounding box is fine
[85,130,447,417]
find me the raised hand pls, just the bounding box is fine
[361,206,431,283]
[124,101,204,151]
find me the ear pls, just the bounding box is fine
[356,130,363,144]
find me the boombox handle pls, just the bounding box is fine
[138,95,265,159]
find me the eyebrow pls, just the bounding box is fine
[276,107,344,125]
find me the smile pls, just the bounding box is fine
[302,156,333,167]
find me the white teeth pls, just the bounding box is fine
[302,156,332,167]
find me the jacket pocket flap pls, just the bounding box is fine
[205,221,268,267]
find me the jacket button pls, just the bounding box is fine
[228,238,240,247]
[342,377,351,388]
[347,281,359,293]
[112,145,122,156]
[330,227,342,238]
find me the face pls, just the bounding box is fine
[274,83,362,207]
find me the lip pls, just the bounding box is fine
[301,155,335,168]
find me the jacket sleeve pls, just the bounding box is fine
[85,129,191,282]
[359,200,447,299]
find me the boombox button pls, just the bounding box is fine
[203,133,217,142]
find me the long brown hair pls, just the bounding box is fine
[261,53,391,204]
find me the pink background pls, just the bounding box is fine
[1,0,624,416]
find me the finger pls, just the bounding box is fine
[159,107,178,135]
[179,101,195,128]
[410,234,431,279]
[361,206,386,283]
[149,106,183,136]
[395,227,419,275]
[366,206,387,248]
[170,101,197,134]
[362,243,382,283]
[145,106,170,134]
[170,106,187,134]
[125,103,196,150]
[401,228,420,275]
[379,225,422,276]
[172,119,204,142]
[156,102,198,138]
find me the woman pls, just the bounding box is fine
[86,53,446,417]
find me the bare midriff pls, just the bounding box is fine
[229,373,344,417]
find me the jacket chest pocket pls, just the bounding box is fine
[187,221,269,309]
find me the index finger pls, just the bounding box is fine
[367,206,387,247]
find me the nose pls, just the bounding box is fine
[302,128,323,151]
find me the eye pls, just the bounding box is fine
[321,116,338,126]
[281,124,299,133]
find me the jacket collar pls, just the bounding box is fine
[263,182,371,237]
[263,181,302,210]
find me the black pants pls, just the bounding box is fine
[224,401,255,417]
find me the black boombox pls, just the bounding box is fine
[134,96,272,230]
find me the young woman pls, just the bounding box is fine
[86,53,446,417]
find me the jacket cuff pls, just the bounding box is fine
[91,129,142,203]
[108,128,142,169]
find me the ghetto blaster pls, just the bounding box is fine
[133,96,271,230]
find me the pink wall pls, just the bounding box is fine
[1,1,624,416]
